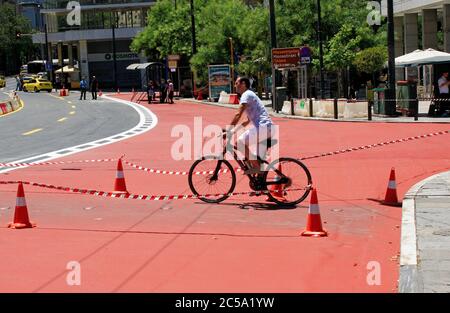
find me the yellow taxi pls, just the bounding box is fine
[0,75,5,88]
[23,78,53,93]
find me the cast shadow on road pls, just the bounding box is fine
[194,201,304,211]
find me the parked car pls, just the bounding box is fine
[23,78,53,92]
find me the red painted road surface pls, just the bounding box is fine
[1,94,449,292]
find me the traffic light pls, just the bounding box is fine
[15,31,21,39]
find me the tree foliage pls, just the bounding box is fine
[353,46,387,75]
[0,4,34,73]
[132,0,388,84]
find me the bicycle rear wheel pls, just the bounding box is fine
[188,156,236,203]
[263,157,312,206]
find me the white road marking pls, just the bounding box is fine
[0,96,158,173]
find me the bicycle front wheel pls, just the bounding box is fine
[188,156,236,203]
[263,157,312,206]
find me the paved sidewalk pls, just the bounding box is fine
[183,98,450,123]
[400,171,450,292]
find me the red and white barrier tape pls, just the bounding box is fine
[124,160,243,176]
[0,158,119,168]
[125,130,449,174]
[299,130,449,161]
[0,181,306,201]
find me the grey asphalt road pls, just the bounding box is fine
[0,77,140,163]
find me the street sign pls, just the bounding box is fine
[272,47,301,69]
[168,60,178,69]
[300,46,312,65]
[45,61,53,71]
[168,55,181,61]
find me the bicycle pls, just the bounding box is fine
[188,128,313,206]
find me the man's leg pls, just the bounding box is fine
[238,128,261,172]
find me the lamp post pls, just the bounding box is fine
[190,0,197,97]
[229,37,234,92]
[190,0,197,55]
[386,0,396,116]
[317,0,325,100]
[268,0,277,110]
[111,13,118,91]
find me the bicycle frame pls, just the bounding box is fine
[209,132,289,189]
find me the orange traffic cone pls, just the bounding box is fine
[301,188,327,237]
[113,159,128,194]
[382,168,402,206]
[266,163,287,202]
[8,182,36,229]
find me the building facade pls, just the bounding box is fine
[394,0,450,92]
[394,0,450,54]
[32,0,156,89]
[18,0,44,30]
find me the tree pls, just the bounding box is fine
[190,0,249,83]
[130,0,192,59]
[132,0,389,96]
[353,46,387,85]
[0,4,34,75]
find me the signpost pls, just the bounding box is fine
[208,64,232,101]
[271,47,311,110]
[272,47,301,69]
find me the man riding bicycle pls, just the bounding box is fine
[229,77,276,174]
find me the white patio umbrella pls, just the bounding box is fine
[395,48,450,67]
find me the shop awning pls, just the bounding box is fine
[395,48,450,67]
[126,62,164,70]
[54,65,79,73]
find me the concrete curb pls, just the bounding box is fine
[399,170,450,293]
[183,98,450,124]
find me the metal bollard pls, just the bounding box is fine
[368,100,372,121]
[414,97,419,121]
[309,98,314,117]
[333,98,338,119]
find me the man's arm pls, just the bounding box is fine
[439,79,450,87]
[230,103,247,126]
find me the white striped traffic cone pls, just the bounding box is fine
[301,188,327,237]
[113,159,128,194]
[382,168,402,206]
[8,182,36,229]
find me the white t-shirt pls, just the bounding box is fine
[239,90,272,128]
[438,76,449,94]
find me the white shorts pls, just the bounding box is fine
[237,125,274,160]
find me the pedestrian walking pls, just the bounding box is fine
[15,76,21,91]
[147,80,155,103]
[90,75,99,100]
[167,79,174,104]
[79,77,88,100]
